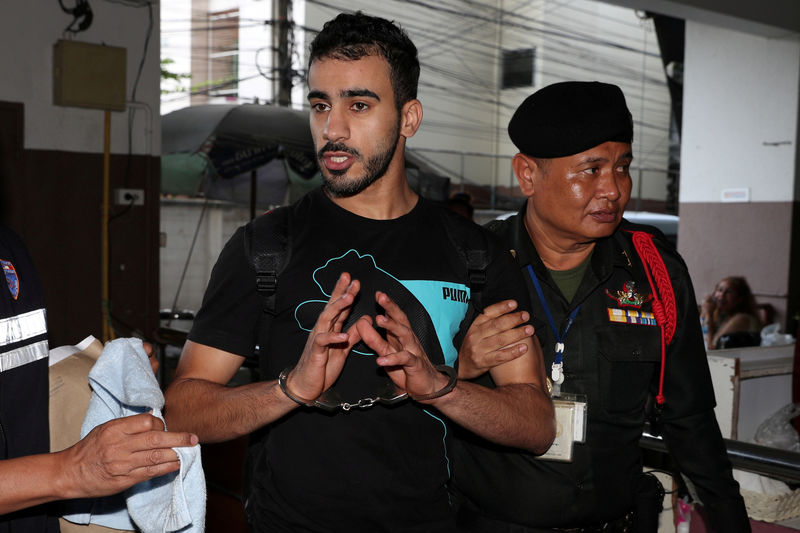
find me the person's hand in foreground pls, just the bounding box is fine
[0,412,198,515]
[458,299,535,379]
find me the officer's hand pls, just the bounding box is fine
[457,299,534,380]
[286,272,362,402]
[60,413,198,499]
[356,291,449,403]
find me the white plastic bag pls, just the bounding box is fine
[754,403,800,451]
[761,323,796,347]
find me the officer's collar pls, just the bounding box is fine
[508,200,540,269]
[591,231,634,281]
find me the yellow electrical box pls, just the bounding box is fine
[53,40,127,111]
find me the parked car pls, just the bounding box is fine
[622,211,679,247]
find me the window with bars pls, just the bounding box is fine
[207,8,239,98]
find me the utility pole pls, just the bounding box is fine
[273,0,292,106]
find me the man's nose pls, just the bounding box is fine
[324,107,349,142]
[596,170,622,201]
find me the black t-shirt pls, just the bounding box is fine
[189,188,531,532]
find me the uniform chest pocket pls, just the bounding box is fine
[596,324,661,416]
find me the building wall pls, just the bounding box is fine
[166,0,277,112]
[160,199,250,315]
[162,1,194,114]
[680,25,799,204]
[0,1,161,346]
[678,20,800,326]
[162,1,673,209]
[1,2,161,155]
[300,1,672,208]
[498,1,671,204]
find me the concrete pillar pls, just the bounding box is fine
[677,21,800,330]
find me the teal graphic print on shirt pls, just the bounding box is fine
[294,249,469,364]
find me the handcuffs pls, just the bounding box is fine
[278,364,457,411]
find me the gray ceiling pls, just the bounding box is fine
[602,0,800,39]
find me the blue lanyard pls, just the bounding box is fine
[526,264,580,368]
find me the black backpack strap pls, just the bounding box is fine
[244,206,292,315]
[241,209,291,504]
[465,247,489,313]
[440,212,491,355]
[441,213,490,314]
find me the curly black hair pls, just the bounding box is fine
[309,12,420,110]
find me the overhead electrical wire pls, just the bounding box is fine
[164,4,661,83]
[161,0,672,156]
[365,15,660,95]
[312,0,665,91]
[163,8,665,94]
[164,39,669,124]
[309,0,661,58]
[161,6,672,205]
[410,0,658,57]
[163,63,669,142]
[442,0,652,46]
[162,64,668,139]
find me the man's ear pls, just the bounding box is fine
[399,99,422,138]
[512,153,538,196]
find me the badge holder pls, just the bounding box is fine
[539,391,587,462]
[524,266,588,461]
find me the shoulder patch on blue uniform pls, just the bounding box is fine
[1,259,19,300]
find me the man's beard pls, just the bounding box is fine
[318,126,401,198]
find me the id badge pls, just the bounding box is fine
[538,393,587,462]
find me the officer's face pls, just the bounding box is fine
[525,141,633,244]
[307,55,403,197]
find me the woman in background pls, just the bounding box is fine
[701,276,762,350]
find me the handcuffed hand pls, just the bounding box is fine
[285,272,362,403]
[356,291,451,403]
[457,299,534,379]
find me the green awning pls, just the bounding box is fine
[160,153,210,196]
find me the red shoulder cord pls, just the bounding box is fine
[626,231,677,407]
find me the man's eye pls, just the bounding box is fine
[311,103,330,112]
[583,167,598,175]
[352,102,369,112]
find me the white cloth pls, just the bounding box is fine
[63,338,206,533]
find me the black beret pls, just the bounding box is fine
[508,81,633,158]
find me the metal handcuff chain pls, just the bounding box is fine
[278,364,457,412]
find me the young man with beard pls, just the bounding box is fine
[164,12,554,532]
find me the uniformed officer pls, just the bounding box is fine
[453,81,750,532]
[0,223,197,522]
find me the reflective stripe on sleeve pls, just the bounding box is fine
[0,339,49,372]
[0,308,47,347]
